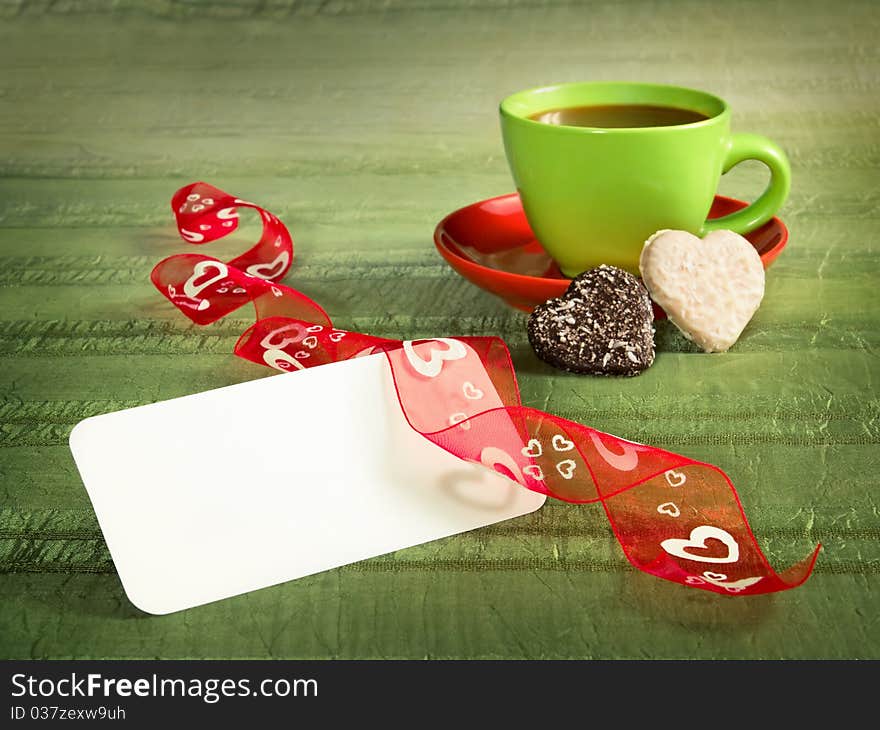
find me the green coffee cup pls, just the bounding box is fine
[500,81,791,277]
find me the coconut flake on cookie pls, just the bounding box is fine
[527,265,655,376]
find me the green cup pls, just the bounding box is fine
[500,81,791,277]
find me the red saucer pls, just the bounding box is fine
[434,193,788,316]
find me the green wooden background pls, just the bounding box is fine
[1,0,877,659]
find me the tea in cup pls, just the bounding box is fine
[500,81,791,277]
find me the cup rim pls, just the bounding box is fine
[499,81,730,133]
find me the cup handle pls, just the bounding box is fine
[700,132,791,235]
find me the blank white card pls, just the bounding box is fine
[69,353,545,614]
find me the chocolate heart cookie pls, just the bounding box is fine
[527,265,655,376]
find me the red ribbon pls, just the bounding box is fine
[152,182,820,596]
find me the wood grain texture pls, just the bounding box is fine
[0,0,878,659]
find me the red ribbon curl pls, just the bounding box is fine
[151,182,820,596]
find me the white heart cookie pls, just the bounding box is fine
[639,229,765,353]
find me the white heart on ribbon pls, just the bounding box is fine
[479,446,526,487]
[699,571,763,593]
[216,206,239,220]
[294,350,310,360]
[306,325,324,333]
[657,502,680,518]
[182,260,229,304]
[660,525,740,564]
[685,575,706,585]
[262,350,305,372]
[702,571,727,582]
[665,470,687,488]
[448,413,471,431]
[521,439,542,458]
[302,336,318,349]
[552,434,574,452]
[402,338,467,378]
[588,432,638,471]
[523,465,544,481]
[329,332,346,343]
[259,321,306,352]
[168,282,210,312]
[245,251,290,280]
[720,578,763,593]
[462,381,484,400]
[556,459,576,480]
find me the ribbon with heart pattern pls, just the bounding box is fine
[151,182,820,596]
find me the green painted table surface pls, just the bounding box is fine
[1,0,878,660]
